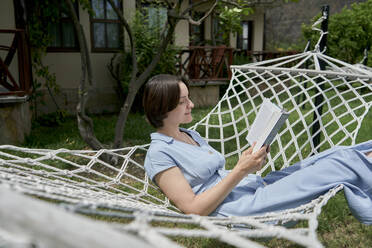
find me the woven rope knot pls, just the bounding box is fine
[46,152,57,160]
[63,170,72,177]
[25,158,34,165]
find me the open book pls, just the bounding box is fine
[246,98,290,153]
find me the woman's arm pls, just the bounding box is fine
[155,144,268,216]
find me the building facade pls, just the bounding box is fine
[0,0,266,115]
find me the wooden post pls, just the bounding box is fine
[311,5,329,152]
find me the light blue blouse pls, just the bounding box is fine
[144,128,227,193]
[144,128,372,224]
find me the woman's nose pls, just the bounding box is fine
[188,99,194,108]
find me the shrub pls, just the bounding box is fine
[302,0,372,66]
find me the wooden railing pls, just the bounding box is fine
[0,29,32,97]
[177,47,298,83]
[177,46,233,82]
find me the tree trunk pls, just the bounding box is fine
[65,0,103,150]
[65,0,220,150]
[107,54,126,105]
[113,21,177,149]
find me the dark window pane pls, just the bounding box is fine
[91,0,122,50]
[94,23,105,48]
[106,0,119,20]
[148,7,157,28]
[243,23,248,39]
[49,24,61,47]
[237,21,253,50]
[148,7,167,29]
[243,40,248,50]
[157,7,167,29]
[189,11,204,46]
[62,22,76,47]
[107,23,120,48]
[213,18,224,44]
[92,0,105,19]
[47,2,78,50]
[60,2,70,18]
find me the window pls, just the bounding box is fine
[212,17,224,45]
[90,0,123,52]
[237,21,253,50]
[142,4,167,37]
[147,6,167,30]
[47,2,79,52]
[189,11,204,46]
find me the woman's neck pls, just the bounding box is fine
[157,125,182,138]
[157,125,198,146]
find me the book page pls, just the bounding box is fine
[252,111,281,153]
[246,99,275,146]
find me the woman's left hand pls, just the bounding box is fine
[235,143,269,175]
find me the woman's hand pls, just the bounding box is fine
[235,142,269,175]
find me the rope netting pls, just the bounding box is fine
[0,52,371,247]
[192,52,372,175]
[1,12,372,246]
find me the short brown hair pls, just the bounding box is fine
[143,74,186,128]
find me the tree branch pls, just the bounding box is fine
[107,0,138,79]
[181,0,217,16]
[187,0,219,26]
[163,0,174,9]
[219,0,239,7]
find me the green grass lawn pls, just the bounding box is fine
[23,106,372,247]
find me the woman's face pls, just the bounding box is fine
[163,82,194,127]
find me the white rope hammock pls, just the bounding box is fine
[0,53,371,247]
[1,16,372,247]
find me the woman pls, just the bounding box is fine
[143,74,372,224]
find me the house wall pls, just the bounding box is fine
[229,8,265,51]
[202,9,264,50]
[0,0,18,85]
[175,0,190,48]
[251,8,265,51]
[0,0,31,145]
[2,0,266,115]
[37,1,137,115]
[38,0,193,115]
[0,0,15,28]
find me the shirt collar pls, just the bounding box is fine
[150,132,174,143]
[150,128,193,144]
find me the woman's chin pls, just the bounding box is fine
[183,117,193,124]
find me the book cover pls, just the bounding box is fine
[246,98,289,153]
